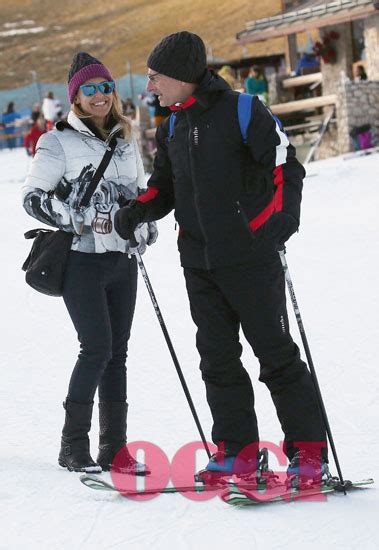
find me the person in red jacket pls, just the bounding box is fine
[24,114,46,156]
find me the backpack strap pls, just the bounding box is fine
[169,95,254,143]
[168,112,176,140]
[238,93,254,144]
[272,114,284,131]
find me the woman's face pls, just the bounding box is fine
[75,77,114,126]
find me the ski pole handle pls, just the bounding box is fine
[129,232,139,248]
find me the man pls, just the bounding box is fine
[115,31,328,486]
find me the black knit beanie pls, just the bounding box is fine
[147,31,207,83]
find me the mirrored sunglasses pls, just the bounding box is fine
[80,81,115,97]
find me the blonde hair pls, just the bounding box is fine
[72,88,132,141]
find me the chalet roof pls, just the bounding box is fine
[237,0,376,43]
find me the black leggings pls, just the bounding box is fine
[62,251,137,404]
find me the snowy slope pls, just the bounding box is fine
[0,148,378,550]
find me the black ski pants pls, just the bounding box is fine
[62,251,137,404]
[184,254,327,461]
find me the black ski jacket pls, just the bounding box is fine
[139,70,305,269]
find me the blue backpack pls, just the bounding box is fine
[168,93,254,143]
[236,94,284,142]
[168,93,284,144]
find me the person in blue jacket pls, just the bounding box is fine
[2,102,21,149]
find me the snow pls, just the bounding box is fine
[3,21,36,28]
[0,27,45,37]
[0,147,378,549]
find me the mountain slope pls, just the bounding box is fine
[1,0,284,89]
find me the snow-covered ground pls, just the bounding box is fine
[0,147,378,550]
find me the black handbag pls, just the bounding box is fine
[22,137,117,296]
[22,228,74,296]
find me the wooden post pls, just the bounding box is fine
[364,12,379,80]
[135,105,154,172]
[286,33,298,73]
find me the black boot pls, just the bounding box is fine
[58,399,101,473]
[97,401,150,476]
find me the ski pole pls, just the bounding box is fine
[278,246,347,491]
[130,235,212,459]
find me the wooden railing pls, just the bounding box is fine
[270,94,337,115]
[282,72,322,89]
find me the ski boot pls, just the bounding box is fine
[236,448,281,489]
[99,445,150,475]
[286,450,330,489]
[195,447,266,485]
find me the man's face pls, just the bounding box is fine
[146,70,191,107]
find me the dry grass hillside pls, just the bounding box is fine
[0,0,285,89]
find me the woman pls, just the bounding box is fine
[217,65,237,90]
[22,52,157,474]
[245,66,268,105]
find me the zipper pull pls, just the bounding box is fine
[193,127,199,146]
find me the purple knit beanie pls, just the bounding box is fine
[68,52,114,104]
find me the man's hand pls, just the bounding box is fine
[266,212,298,246]
[114,200,146,241]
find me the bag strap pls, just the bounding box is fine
[168,113,176,140]
[238,93,254,144]
[78,137,118,209]
[24,228,53,239]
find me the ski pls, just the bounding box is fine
[343,146,379,161]
[80,473,374,504]
[80,473,274,497]
[222,478,374,506]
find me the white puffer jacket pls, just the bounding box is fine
[22,111,157,254]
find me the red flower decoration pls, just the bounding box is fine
[312,30,339,64]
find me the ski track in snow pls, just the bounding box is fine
[0,148,378,550]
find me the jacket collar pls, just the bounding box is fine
[67,110,95,135]
[57,111,123,142]
[194,70,231,107]
[169,70,231,115]
[169,96,197,111]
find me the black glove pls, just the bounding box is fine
[114,200,146,241]
[266,212,298,246]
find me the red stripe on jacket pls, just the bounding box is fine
[273,165,284,212]
[249,164,284,231]
[136,186,159,203]
[169,96,197,111]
